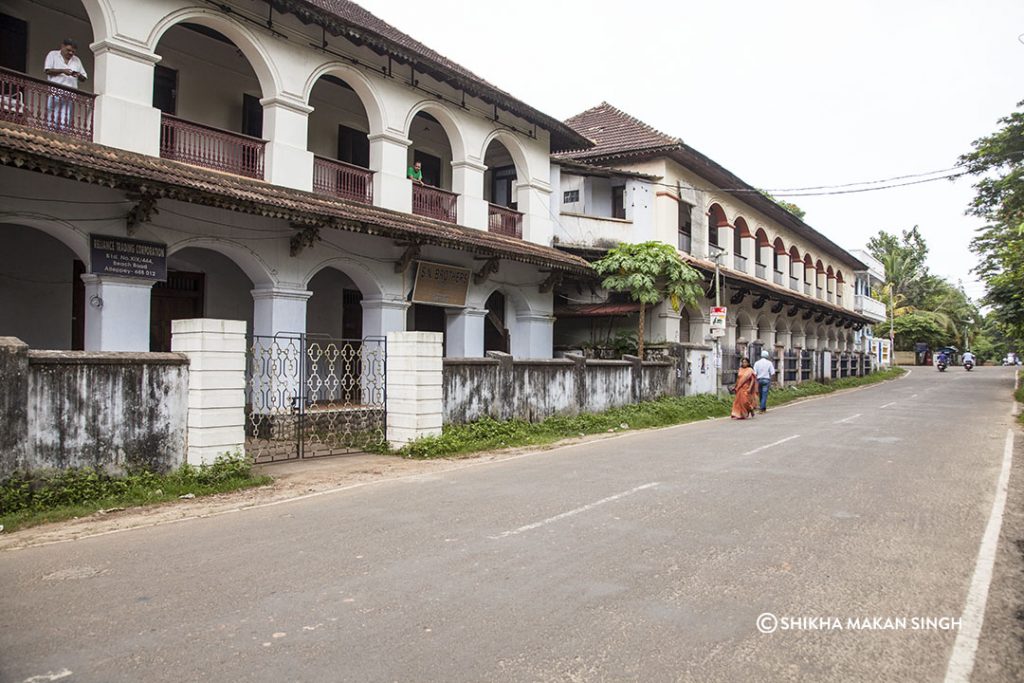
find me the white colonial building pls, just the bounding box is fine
[548,103,888,382]
[0,0,593,358]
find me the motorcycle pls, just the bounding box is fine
[964,360,974,372]
[937,359,947,372]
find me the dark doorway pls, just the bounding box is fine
[153,65,178,115]
[150,271,205,351]
[71,259,85,350]
[612,185,626,219]
[0,13,27,72]
[490,166,517,209]
[242,93,263,138]
[409,303,446,355]
[342,288,363,338]
[338,125,370,168]
[413,150,442,187]
[484,291,509,353]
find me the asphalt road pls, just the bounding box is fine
[1,367,1019,683]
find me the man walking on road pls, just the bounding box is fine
[753,349,776,413]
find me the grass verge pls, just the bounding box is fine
[0,454,271,533]
[400,367,906,459]
[1016,370,1024,426]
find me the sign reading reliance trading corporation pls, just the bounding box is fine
[90,234,167,281]
[411,260,470,307]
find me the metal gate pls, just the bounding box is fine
[246,333,386,463]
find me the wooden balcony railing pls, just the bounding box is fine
[0,66,94,140]
[313,156,373,204]
[160,113,265,179]
[487,203,523,238]
[412,184,458,223]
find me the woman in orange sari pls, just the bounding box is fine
[731,357,757,419]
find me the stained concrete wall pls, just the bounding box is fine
[443,350,688,425]
[0,337,188,477]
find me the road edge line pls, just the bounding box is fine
[943,428,1015,683]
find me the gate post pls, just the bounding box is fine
[386,331,443,447]
[171,319,247,465]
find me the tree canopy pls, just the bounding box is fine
[961,99,1024,345]
[593,241,703,357]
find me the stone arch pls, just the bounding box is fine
[733,216,752,237]
[0,215,89,262]
[826,265,835,279]
[404,100,468,161]
[471,282,533,315]
[480,129,533,185]
[707,203,729,228]
[304,62,387,136]
[168,237,275,287]
[148,8,280,99]
[803,253,814,268]
[79,0,112,43]
[789,245,801,262]
[300,256,385,299]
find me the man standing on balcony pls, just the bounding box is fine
[44,39,88,130]
[407,160,424,184]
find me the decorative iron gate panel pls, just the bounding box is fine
[247,333,386,463]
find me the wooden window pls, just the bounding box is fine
[612,185,626,219]
[491,165,517,209]
[152,65,178,115]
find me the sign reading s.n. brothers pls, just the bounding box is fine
[411,260,470,307]
[90,234,167,281]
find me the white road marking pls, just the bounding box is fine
[911,393,919,398]
[834,413,862,424]
[22,671,73,683]
[879,401,897,409]
[489,482,659,539]
[742,435,800,456]
[943,429,1015,683]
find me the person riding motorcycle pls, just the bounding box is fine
[936,351,949,369]
[962,350,975,370]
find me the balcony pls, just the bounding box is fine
[804,282,812,295]
[160,114,265,179]
[488,203,523,239]
[0,66,94,141]
[755,263,767,279]
[313,156,373,204]
[817,287,824,299]
[733,253,747,271]
[413,184,458,223]
[773,270,784,285]
[790,275,799,291]
[855,293,887,322]
[678,232,692,253]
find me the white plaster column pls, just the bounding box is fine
[725,320,738,350]
[804,266,816,296]
[510,312,554,359]
[805,332,818,351]
[651,299,683,344]
[816,270,827,298]
[451,159,489,231]
[445,307,487,357]
[171,319,246,466]
[90,39,162,156]
[827,276,836,303]
[792,328,806,349]
[777,253,791,286]
[262,97,314,192]
[758,243,774,278]
[361,297,409,338]
[739,235,756,276]
[792,260,805,292]
[759,321,777,349]
[81,274,155,351]
[516,180,554,245]
[386,331,442,447]
[738,318,758,346]
[689,310,711,345]
[251,286,311,337]
[369,131,412,212]
[718,224,735,258]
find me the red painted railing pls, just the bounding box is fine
[487,203,523,239]
[160,113,265,179]
[0,66,94,140]
[412,184,458,223]
[313,156,373,204]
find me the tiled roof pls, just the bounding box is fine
[275,0,590,152]
[557,102,682,160]
[0,123,591,275]
[558,103,866,272]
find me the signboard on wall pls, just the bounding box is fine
[89,234,167,281]
[411,260,470,307]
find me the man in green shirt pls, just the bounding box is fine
[407,161,423,184]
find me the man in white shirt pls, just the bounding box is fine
[752,350,776,413]
[44,39,88,129]
[962,351,975,365]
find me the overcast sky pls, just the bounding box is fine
[357,0,1023,300]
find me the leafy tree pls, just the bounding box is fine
[593,242,703,358]
[960,99,1024,343]
[891,311,947,351]
[759,190,806,220]
[867,226,928,295]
